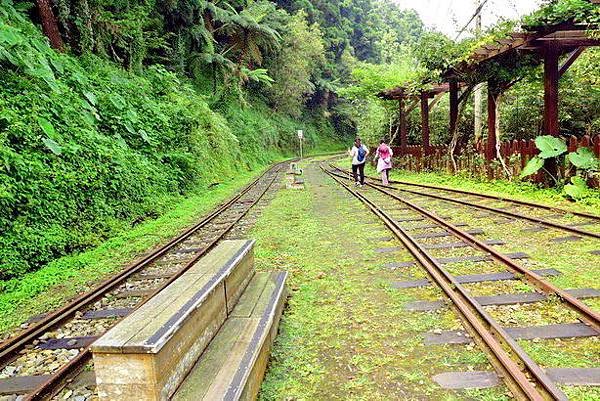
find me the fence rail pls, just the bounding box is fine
[390,134,600,184]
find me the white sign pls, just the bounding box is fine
[297,130,304,139]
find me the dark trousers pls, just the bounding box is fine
[352,163,365,184]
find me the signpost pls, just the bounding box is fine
[297,130,304,161]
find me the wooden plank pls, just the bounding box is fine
[83,308,133,320]
[435,368,600,389]
[173,272,287,401]
[413,229,484,239]
[435,252,529,265]
[407,223,468,231]
[405,288,600,312]
[426,323,596,345]
[392,268,561,289]
[388,252,527,268]
[423,239,504,250]
[0,375,52,395]
[433,371,499,390]
[547,368,600,386]
[38,336,98,350]
[522,226,547,233]
[396,217,425,222]
[230,272,269,319]
[113,289,153,299]
[550,235,582,243]
[505,323,597,340]
[375,247,403,254]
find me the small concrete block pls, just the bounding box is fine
[550,235,582,243]
[433,371,500,390]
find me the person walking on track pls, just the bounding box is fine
[349,137,369,187]
[375,139,393,185]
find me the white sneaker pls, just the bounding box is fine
[354,182,360,187]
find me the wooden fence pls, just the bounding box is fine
[390,134,600,183]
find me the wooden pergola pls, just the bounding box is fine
[378,19,600,160]
[378,82,467,155]
[448,21,600,159]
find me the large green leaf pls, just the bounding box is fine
[563,176,589,200]
[568,147,599,170]
[41,137,62,155]
[520,156,545,179]
[37,117,56,137]
[83,91,97,106]
[535,135,567,159]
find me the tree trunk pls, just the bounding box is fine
[448,86,474,172]
[36,0,64,51]
[494,93,512,178]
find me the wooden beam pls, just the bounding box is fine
[543,44,560,136]
[421,93,431,155]
[406,100,419,115]
[559,47,585,77]
[449,79,459,146]
[428,92,445,110]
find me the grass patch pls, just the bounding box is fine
[0,167,270,336]
[253,161,508,400]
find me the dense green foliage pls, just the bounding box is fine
[340,0,600,149]
[1,0,429,280]
[0,0,340,280]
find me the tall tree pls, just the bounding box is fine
[36,0,64,50]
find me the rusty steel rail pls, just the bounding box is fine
[321,166,559,400]
[378,170,600,220]
[330,165,600,240]
[329,166,600,331]
[1,161,287,401]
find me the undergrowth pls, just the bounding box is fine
[0,4,340,281]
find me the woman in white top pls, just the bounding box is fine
[348,137,369,186]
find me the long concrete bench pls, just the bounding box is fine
[172,271,288,401]
[91,240,256,401]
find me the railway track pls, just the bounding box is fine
[329,165,600,240]
[322,164,600,401]
[0,161,288,401]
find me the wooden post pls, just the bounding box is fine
[36,0,64,51]
[543,43,560,136]
[449,79,459,147]
[399,97,408,151]
[420,93,430,156]
[487,86,497,161]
